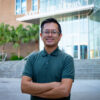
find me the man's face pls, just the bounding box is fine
[40,22,62,47]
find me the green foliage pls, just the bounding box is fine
[13,43,19,48]
[26,24,39,42]
[0,55,2,61]
[10,24,39,47]
[9,26,17,43]
[10,54,24,60]
[0,23,39,46]
[0,23,39,58]
[0,23,11,45]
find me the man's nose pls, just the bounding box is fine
[48,32,52,36]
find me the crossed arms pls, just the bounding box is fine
[21,76,73,99]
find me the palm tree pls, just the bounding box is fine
[0,23,10,54]
[10,26,17,43]
[10,24,27,58]
[0,23,11,60]
[0,23,39,59]
[26,24,39,42]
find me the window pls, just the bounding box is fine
[21,0,26,14]
[16,0,26,14]
[40,0,47,13]
[16,0,21,14]
[32,0,38,12]
[74,45,78,58]
[80,45,87,59]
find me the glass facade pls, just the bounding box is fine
[88,0,100,59]
[39,0,47,13]
[39,0,90,13]
[58,14,88,59]
[38,0,100,59]
[16,0,26,14]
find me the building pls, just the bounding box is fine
[0,0,38,59]
[0,0,32,26]
[1,0,100,59]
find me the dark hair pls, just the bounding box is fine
[41,18,62,34]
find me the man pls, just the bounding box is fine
[21,18,75,100]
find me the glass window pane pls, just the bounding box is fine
[16,0,21,14]
[89,9,100,59]
[16,0,26,14]
[88,0,94,4]
[40,0,47,13]
[21,0,26,14]
[80,45,87,59]
[48,0,56,11]
[32,0,38,12]
[56,0,62,10]
[80,0,88,6]
[74,45,78,58]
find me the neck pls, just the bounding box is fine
[44,45,58,54]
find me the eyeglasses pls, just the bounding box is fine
[42,29,60,35]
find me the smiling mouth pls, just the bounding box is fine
[46,38,54,41]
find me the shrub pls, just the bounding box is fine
[10,54,24,60]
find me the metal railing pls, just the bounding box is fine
[0,53,7,61]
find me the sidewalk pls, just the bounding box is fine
[71,80,100,100]
[0,78,100,100]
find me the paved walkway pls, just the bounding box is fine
[71,80,100,100]
[0,78,100,100]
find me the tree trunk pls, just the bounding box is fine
[17,44,20,58]
[2,45,5,60]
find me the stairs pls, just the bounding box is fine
[75,59,100,79]
[0,59,100,79]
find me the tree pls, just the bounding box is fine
[26,24,39,42]
[10,26,17,43]
[10,24,28,58]
[0,23,39,59]
[0,23,10,54]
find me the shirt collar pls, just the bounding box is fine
[42,47,59,57]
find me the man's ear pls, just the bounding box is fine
[60,33,62,38]
[60,33,62,37]
[59,33,62,40]
[40,33,42,37]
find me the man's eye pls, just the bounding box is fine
[52,31,56,34]
[45,32,49,34]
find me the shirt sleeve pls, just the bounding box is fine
[62,55,75,81]
[22,56,34,78]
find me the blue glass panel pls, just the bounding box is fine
[55,0,61,10]
[48,0,56,11]
[80,0,88,6]
[21,0,26,14]
[32,0,38,12]
[88,0,95,5]
[74,45,78,58]
[80,45,87,59]
[40,0,47,13]
[16,0,21,14]
[64,0,82,8]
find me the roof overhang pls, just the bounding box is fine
[16,4,94,24]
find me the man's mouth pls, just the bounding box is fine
[46,38,54,41]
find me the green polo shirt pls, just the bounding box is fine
[22,47,75,100]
